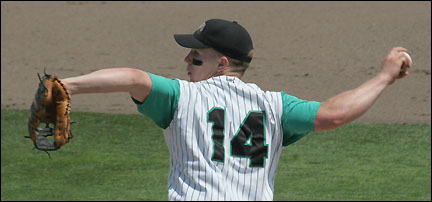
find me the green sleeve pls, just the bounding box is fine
[131,73,180,129]
[281,91,321,146]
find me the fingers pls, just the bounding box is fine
[391,46,408,54]
[398,70,409,79]
[399,52,412,67]
[389,47,412,79]
[380,46,412,84]
[388,47,411,66]
[398,50,412,74]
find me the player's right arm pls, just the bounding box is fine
[314,47,411,131]
[61,68,152,102]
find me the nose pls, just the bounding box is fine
[184,51,193,64]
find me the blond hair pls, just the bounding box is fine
[214,49,254,76]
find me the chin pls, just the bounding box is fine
[188,74,206,82]
[188,75,196,82]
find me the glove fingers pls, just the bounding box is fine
[37,127,53,137]
[27,72,72,152]
[35,134,59,151]
[28,106,41,142]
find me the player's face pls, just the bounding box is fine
[184,48,222,82]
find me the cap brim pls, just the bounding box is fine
[174,34,209,48]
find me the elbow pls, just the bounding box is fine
[330,108,350,128]
[123,68,151,102]
[118,68,148,90]
[314,106,349,131]
[329,113,348,130]
[120,68,143,85]
[128,68,143,86]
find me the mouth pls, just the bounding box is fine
[186,66,191,75]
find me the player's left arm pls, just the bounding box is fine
[314,47,412,131]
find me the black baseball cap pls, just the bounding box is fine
[174,19,254,63]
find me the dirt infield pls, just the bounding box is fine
[1,2,430,124]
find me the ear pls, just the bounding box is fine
[217,56,229,72]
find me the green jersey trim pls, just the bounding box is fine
[131,73,180,129]
[281,91,321,146]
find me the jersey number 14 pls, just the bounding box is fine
[207,107,268,168]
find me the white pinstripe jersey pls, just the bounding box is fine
[132,74,320,201]
[165,76,285,201]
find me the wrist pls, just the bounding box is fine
[377,72,395,86]
[60,79,74,96]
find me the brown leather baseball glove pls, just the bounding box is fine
[26,71,72,152]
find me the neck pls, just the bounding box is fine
[221,68,244,80]
[207,67,244,80]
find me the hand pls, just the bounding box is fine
[379,47,412,85]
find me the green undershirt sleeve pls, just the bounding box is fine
[281,91,321,146]
[131,73,180,129]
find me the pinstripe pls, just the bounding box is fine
[250,83,257,199]
[186,83,200,200]
[164,76,285,201]
[187,87,198,200]
[174,103,181,200]
[218,76,226,201]
[167,112,177,196]
[195,86,205,201]
[242,85,252,198]
[237,86,246,197]
[231,81,240,194]
[182,82,191,200]
[211,77,217,201]
[169,84,181,200]
[190,85,199,200]
[255,91,266,200]
[206,80,214,201]
[269,93,282,190]
[241,85,251,197]
[180,82,191,200]
[225,78,233,201]
[256,90,262,200]
[167,88,177,199]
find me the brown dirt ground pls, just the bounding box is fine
[1,2,430,124]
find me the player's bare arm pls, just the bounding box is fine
[314,47,412,131]
[61,68,152,102]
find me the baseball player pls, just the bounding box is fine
[60,19,412,200]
